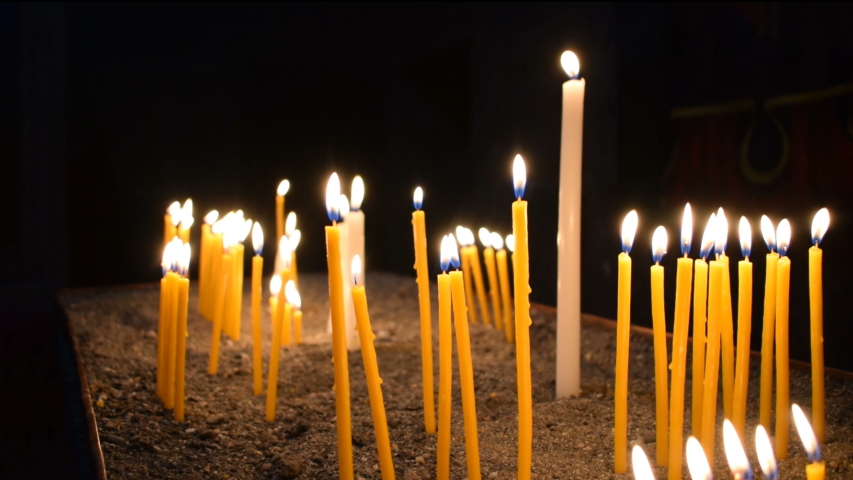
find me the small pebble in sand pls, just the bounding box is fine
[415,456,425,464]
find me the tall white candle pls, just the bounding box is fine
[556,50,585,398]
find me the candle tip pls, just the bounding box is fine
[651,226,667,264]
[739,216,752,259]
[792,404,821,462]
[252,222,264,256]
[285,212,297,236]
[621,210,638,254]
[776,219,791,256]
[351,176,365,211]
[277,179,290,196]
[561,51,580,79]
[755,426,778,480]
[811,208,829,246]
[513,154,526,199]
[681,203,693,256]
[490,232,504,250]
[351,255,362,286]
[413,186,423,210]
[325,173,341,222]
[760,215,776,253]
[284,280,301,308]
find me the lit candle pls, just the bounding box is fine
[275,179,289,244]
[325,173,354,480]
[178,198,193,243]
[269,275,281,339]
[759,215,778,431]
[174,243,190,421]
[289,282,302,344]
[199,210,219,318]
[165,201,181,247]
[411,187,435,434]
[209,227,233,375]
[278,236,292,345]
[755,425,779,480]
[290,228,301,290]
[701,214,724,459]
[718,208,735,421]
[512,154,533,480]
[448,236,483,480]
[723,419,753,480]
[775,219,791,459]
[164,238,182,409]
[732,217,753,439]
[793,404,825,480]
[493,233,514,344]
[266,277,289,422]
[556,50,585,400]
[351,255,395,480]
[157,243,174,401]
[436,235,454,480]
[692,213,715,439]
[456,226,479,324]
[480,228,502,331]
[227,217,251,341]
[614,210,637,474]
[349,175,365,284]
[205,216,226,321]
[251,222,264,396]
[336,194,359,351]
[668,204,693,480]
[809,208,829,443]
[631,445,656,480]
[685,436,712,480]
[504,234,516,344]
[650,225,669,466]
[469,228,491,326]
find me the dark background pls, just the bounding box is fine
[1,4,852,474]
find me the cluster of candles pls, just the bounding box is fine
[615,205,830,479]
[156,236,191,421]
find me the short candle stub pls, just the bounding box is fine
[561,50,580,80]
[513,154,526,200]
[681,202,693,257]
[699,213,717,261]
[723,419,754,480]
[776,219,791,257]
[325,173,341,223]
[413,186,423,211]
[811,208,829,246]
[621,210,638,255]
[760,215,776,253]
[755,425,779,480]
[792,404,822,462]
[739,216,752,260]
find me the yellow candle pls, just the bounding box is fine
[276,179,289,242]
[174,256,190,421]
[282,275,293,347]
[436,243,453,480]
[200,210,219,317]
[496,240,514,344]
[251,223,264,396]
[692,214,714,439]
[205,228,224,320]
[809,208,829,443]
[457,231,478,324]
[614,210,637,474]
[701,257,724,459]
[325,173,354,480]
[792,403,825,480]
[480,229,502,331]
[775,219,791,459]
[650,226,669,467]
[721,253,735,420]
[209,249,232,375]
[269,274,282,332]
[470,244,490,327]
[759,215,778,431]
[512,155,533,480]
[450,261,482,480]
[266,289,288,422]
[294,309,303,344]
[164,213,173,247]
[411,187,436,434]
[163,269,180,409]
[732,217,753,439]
[228,242,245,340]
[350,256,395,480]
[668,205,694,480]
[157,243,174,401]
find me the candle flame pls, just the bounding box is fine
[413,186,423,210]
[561,51,580,79]
[285,212,297,236]
[723,419,752,479]
[161,243,173,277]
[204,210,219,225]
[685,436,713,480]
[631,445,656,480]
[776,219,791,256]
[277,179,290,196]
[351,254,362,285]
[652,226,667,264]
[338,194,351,220]
[285,280,301,308]
[270,274,282,295]
[739,216,752,259]
[440,235,451,272]
[240,218,253,243]
[456,226,475,246]
[448,233,461,269]
[252,222,264,256]
[278,236,291,268]
[513,154,526,199]
[621,210,638,254]
[792,404,821,462]
[326,173,341,222]
[351,175,364,211]
[180,198,193,227]
[490,232,504,250]
[167,201,182,225]
[179,243,191,277]
[755,425,778,480]
[714,208,729,256]
[506,234,515,253]
[760,215,776,253]
[681,203,693,256]
[811,208,829,246]
[699,213,716,261]
[289,229,301,251]
[479,228,492,248]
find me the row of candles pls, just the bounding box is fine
[615,205,830,478]
[632,404,824,479]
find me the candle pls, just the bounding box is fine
[809,208,829,443]
[456,226,479,324]
[775,219,791,459]
[269,275,281,336]
[717,208,735,421]
[512,154,533,480]
[502,234,515,344]
[556,50,585,400]
[755,425,779,480]
[276,179,289,244]
[614,210,637,473]
[157,244,173,400]
[227,217,251,341]
[631,445,656,480]
[685,437,712,480]
[692,213,715,439]
[723,419,753,480]
[480,228,502,330]
[290,228,301,290]
[209,229,233,375]
[793,404,825,480]
[493,233,514,344]
[759,215,778,431]
[251,222,264,396]
[436,235,454,480]
[163,238,182,409]
[178,198,193,243]
[266,277,288,422]
[205,218,225,321]
[338,194,360,351]
[289,283,302,344]
[350,256,395,480]
[278,236,292,345]
[469,229,491,326]
[174,244,190,421]
[411,187,436,434]
[650,225,669,466]
[668,204,693,480]
[349,176,365,282]
[325,173,354,480]
[732,217,753,439]
[165,201,181,247]
[701,214,724,459]
[199,210,219,318]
